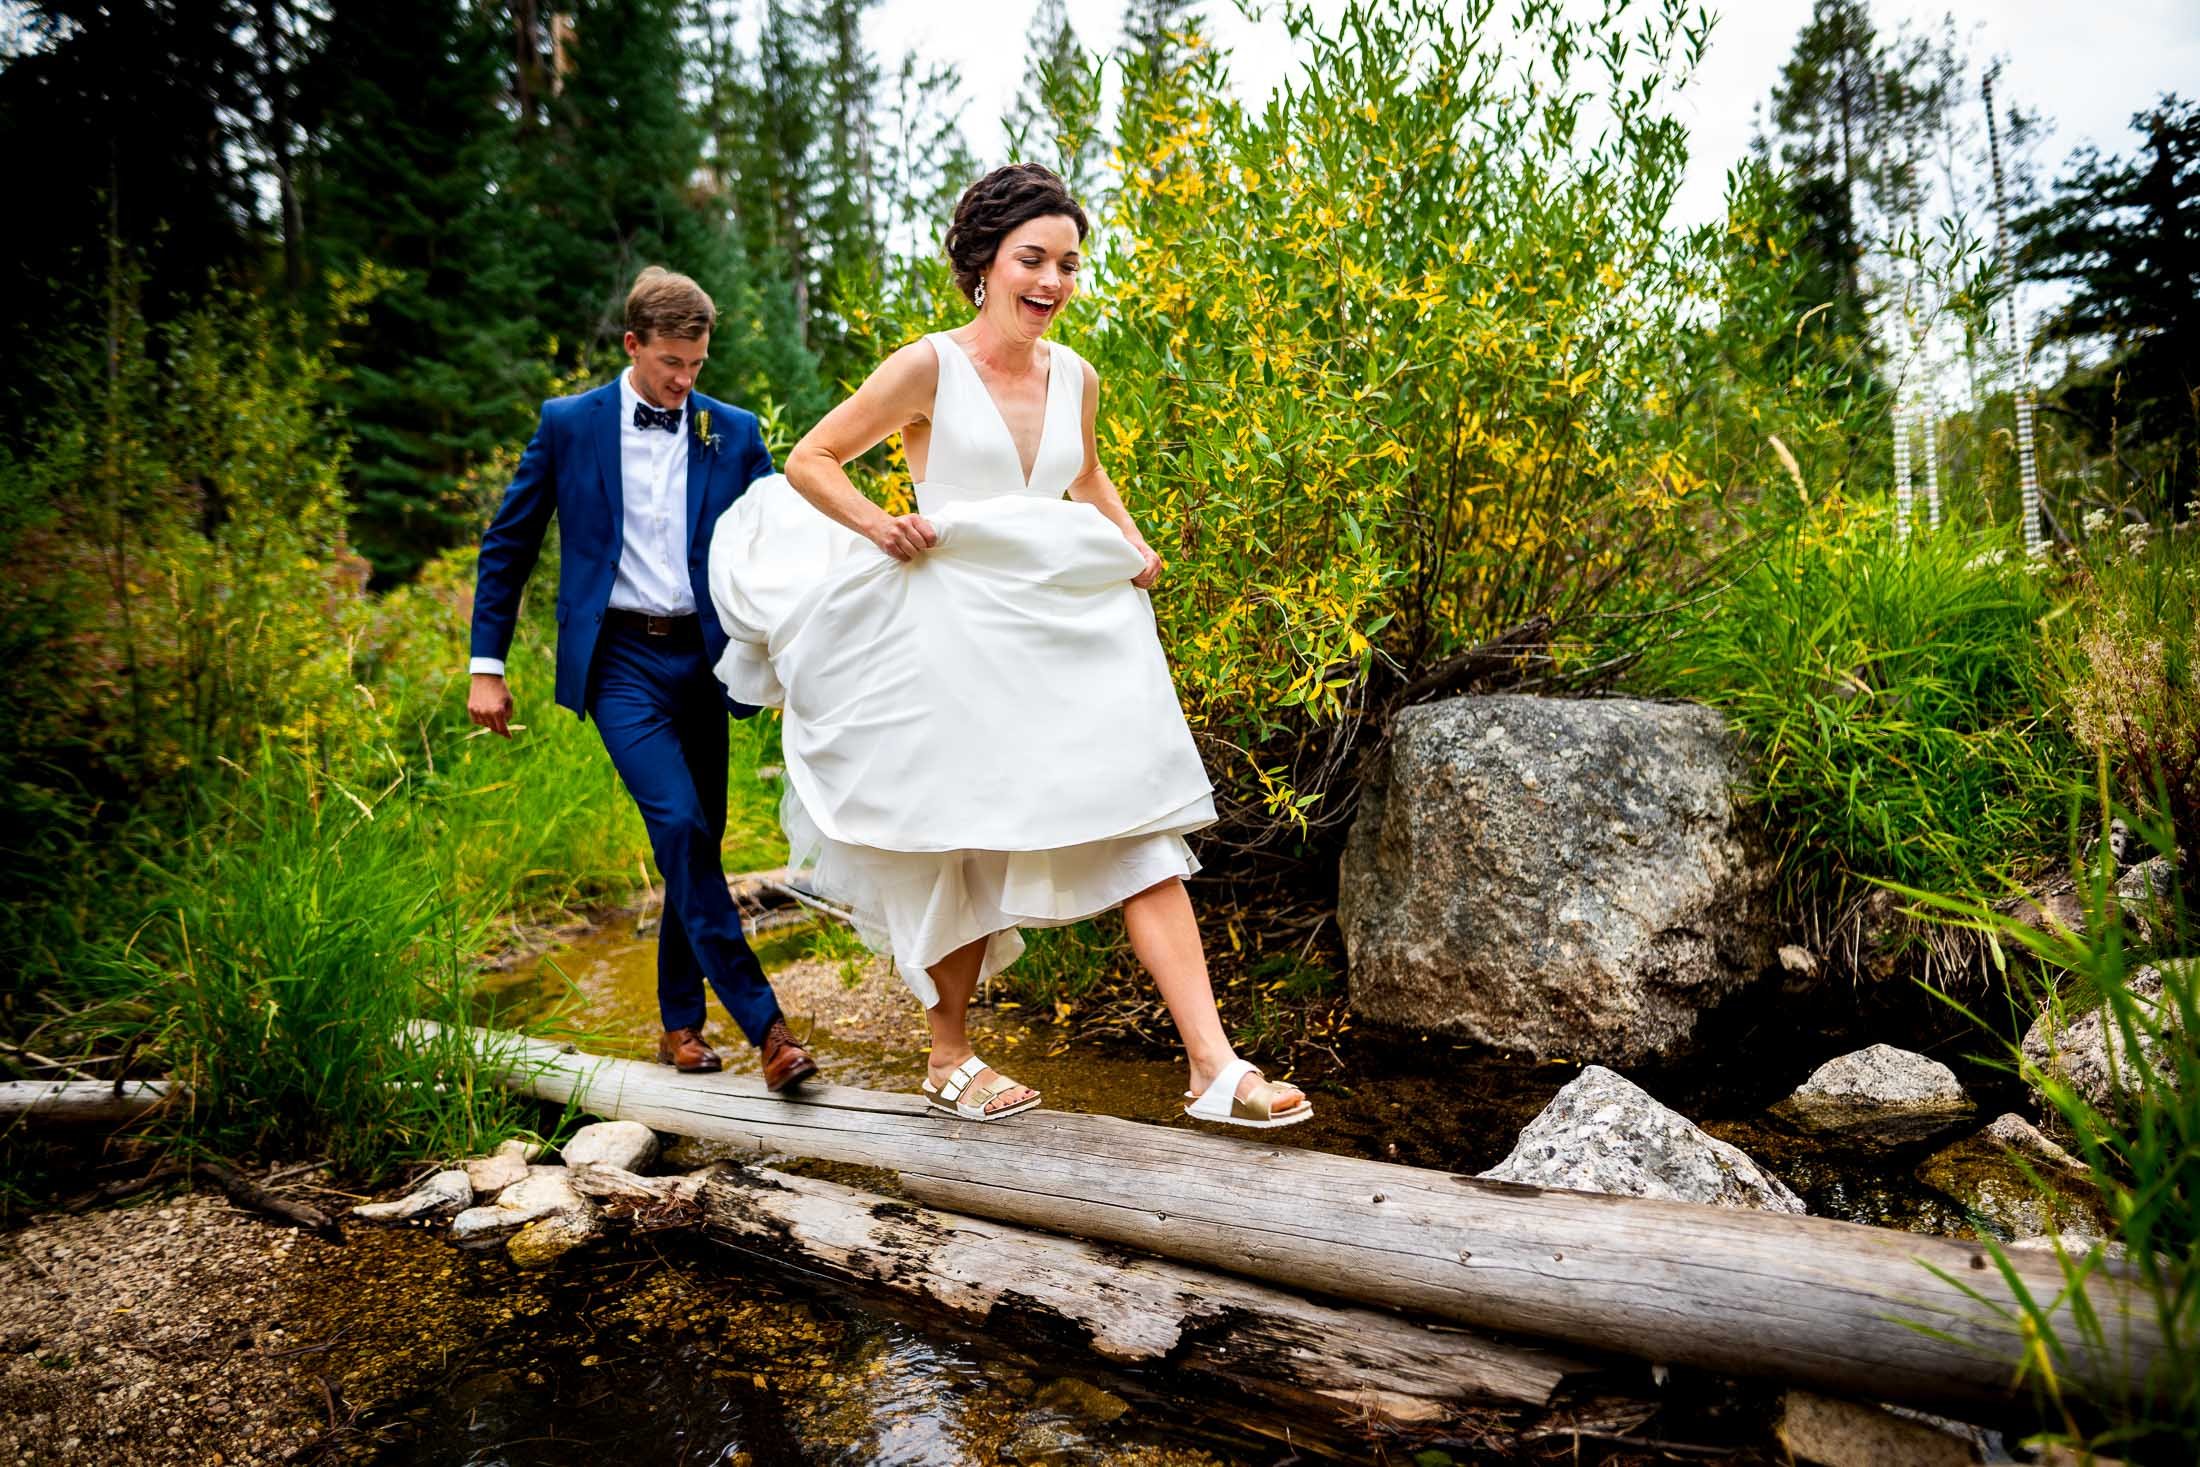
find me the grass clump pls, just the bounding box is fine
[1629,492,2073,934]
[1903,798,2196,1458]
[78,751,543,1175]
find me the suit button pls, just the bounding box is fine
[593,611,603,623]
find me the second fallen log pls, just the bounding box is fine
[570,1159,1587,1432]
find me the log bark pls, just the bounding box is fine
[569,1159,1586,1435]
[420,1022,2171,1414]
[0,1079,173,1123]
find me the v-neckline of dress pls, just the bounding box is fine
[941,332,1055,490]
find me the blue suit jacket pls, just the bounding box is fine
[470,380,772,717]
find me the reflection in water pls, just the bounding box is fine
[359,1231,1233,1467]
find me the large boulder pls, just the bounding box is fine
[1774,1044,1975,1145]
[2019,964,2186,1112]
[1340,694,1777,1064]
[1479,1065,1805,1213]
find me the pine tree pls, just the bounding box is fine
[307,0,549,580]
[1011,0,1104,203]
[2020,96,2200,517]
[516,0,725,351]
[692,0,829,416]
[0,0,266,417]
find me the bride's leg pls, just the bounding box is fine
[923,935,1040,1114]
[1121,878,1306,1114]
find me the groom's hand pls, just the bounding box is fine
[468,673,514,739]
[868,513,938,563]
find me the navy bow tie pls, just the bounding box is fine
[632,402,681,433]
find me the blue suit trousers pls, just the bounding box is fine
[588,618,782,1044]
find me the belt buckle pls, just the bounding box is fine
[645,614,673,636]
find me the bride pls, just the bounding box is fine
[707,163,1308,1129]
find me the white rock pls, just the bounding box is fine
[1480,1065,1805,1213]
[351,1168,472,1222]
[559,1120,659,1173]
[449,1165,585,1240]
[1778,1044,1973,1142]
[1775,1389,1979,1467]
[464,1144,533,1198]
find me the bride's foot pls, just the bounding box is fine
[924,1049,1040,1118]
[1185,1056,1309,1126]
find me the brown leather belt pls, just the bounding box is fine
[605,608,698,638]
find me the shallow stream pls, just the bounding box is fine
[394,913,2029,1464]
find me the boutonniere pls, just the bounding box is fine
[693,408,723,454]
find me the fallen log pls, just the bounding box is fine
[418,1022,2170,1414]
[569,1159,1588,1436]
[0,1079,173,1124]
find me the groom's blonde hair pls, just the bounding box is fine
[625,266,716,342]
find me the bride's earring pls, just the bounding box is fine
[974,279,986,308]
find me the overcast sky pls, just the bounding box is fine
[868,0,2200,228]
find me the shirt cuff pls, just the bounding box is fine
[468,657,507,677]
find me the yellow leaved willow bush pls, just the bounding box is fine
[845,0,1841,858]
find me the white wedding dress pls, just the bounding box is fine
[706,332,1217,1007]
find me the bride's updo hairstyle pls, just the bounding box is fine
[944,163,1090,304]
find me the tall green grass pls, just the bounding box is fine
[1628,496,2074,918]
[84,749,540,1174]
[1901,796,2196,1456]
[27,633,788,1177]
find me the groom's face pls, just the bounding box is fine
[624,331,709,410]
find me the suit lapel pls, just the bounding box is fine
[591,384,624,548]
[684,396,713,548]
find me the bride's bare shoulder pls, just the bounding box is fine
[854,338,943,421]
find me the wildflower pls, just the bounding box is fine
[2120,521,2153,555]
[2082,506,2112,536]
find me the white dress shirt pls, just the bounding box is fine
[470,368,695,677]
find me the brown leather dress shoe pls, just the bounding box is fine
[760,1017,819,1092]
[657,1026,723,1073]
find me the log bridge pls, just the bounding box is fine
[418,1022,2166,1429]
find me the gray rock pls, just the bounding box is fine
[1340,695,1777,1065]
[1777,1044,1974,1143]
[1479,1065,1805,1213]
[2007,1232,2129,1264]
[559,1120,659,1173]
[2019,964,2186,1112]
[351,1168,472,1222]
[2116,856,2174,904]
[1916,1114,2107,1241]
[450,1165,587,1240]
[2116,858,2179,940]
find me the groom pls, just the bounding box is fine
[466,266,817,1090]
